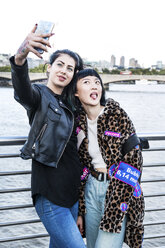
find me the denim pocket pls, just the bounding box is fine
[35,195,53,216]
[86,174,95,184]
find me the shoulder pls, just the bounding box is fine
[104,98,122,115]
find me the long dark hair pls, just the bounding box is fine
[66,68,106,112]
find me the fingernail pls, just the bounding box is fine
[51,33,55,36]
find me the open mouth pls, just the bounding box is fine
[90,92,98,100]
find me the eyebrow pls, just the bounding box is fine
[82,77,100,81]
[56,60,74,68]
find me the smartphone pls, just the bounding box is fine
[35,20,54,54]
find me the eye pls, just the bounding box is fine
[83,80,90,84]
[95,80,101,85]
[67,67,73,72]
[57,63,62,67]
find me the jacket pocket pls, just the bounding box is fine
[47,103,61,122]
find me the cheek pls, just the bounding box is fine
[76,89,87,101]
[67,72,74,81]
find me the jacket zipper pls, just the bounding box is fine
[37,123,48,141]
[56,105,74,166]
[32,123,48,149]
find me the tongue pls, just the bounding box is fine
[91,94,97,100]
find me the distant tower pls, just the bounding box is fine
[120,56,125,68]
[129,58,138,68]
[110,55,116,68]
[156,61,162,70]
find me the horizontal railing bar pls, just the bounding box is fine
[0,165,164,177]
[144,220,165,226]
[0,154,20,158]
[138,133,165,140]
[1,187,165,197]
[144,233,165,240]
[0,170,31,176]
[0,218,40,227]
[0,134,164,146]
[0,233,49,243]
[0,172,165,179]
[144,192,165,197]
[0,230,164,243]
[145,207,165,212]
[142,178,165,183]
[1,204,164,212]
[0,203,33,211]
[0,137,27,146]
[143,147,165,151]
[1,218,165,228]
[0,147,164,159]
[0,187,30,193]
[1,232,163,243]
[143,163,165,167]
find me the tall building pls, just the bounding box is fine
[110,55,116,68]
[120,56,125,68]
[156,61,163,70]
[129,58,138,68]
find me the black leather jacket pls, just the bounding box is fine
[10,56,74,168]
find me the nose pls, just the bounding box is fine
[60,66,67,74]
[91,82,98,89]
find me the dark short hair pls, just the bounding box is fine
[66,68,106,112]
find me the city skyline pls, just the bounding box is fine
[0,52,164,70]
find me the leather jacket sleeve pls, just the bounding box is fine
[10,56,40,111]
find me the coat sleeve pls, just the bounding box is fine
[10,56,40,111]
[78,179,87,216]
[78,137,91,216]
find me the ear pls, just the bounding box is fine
[47,64,52,73]
[75,92,79,97]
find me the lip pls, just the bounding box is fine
[58,75,66,82]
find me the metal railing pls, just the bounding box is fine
[0,133,165,246]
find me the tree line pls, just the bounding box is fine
[1,65,165,75]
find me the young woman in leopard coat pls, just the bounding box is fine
[68,68,145,248]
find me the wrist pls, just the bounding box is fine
[14,54,26,66]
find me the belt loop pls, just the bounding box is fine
[104,172,106,182]
[98,173,102,181]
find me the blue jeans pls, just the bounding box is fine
[85,174,127,248]
[35,195,86,248]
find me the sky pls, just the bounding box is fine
[1,0,165,67]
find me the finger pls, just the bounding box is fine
[31,35,51,48]
[31,24,38,33]
[29,40,48,52]
[34,43,48,53]
[30,47,43,59]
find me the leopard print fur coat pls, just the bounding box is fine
[76,98,145,248]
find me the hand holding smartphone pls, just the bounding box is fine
[35,20,55,54]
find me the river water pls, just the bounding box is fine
[0,84,165,247]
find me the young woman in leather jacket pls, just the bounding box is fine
[10,24,86,248]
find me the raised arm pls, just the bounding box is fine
[10,25,53,110]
